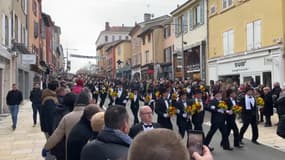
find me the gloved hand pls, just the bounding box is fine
[217,109,224,114]
[163,113,169,118]
[41,148,48,157]
[182,113,188,118]
[226,110,233,115]
[176,109,181,114]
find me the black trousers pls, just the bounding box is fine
[265,115,272,125]
[204,122,230,148]
[32,103,40,124]
[225,120,240,146]
[240,114,259,141]
[99,95,107,108]
[131,106,139,124]
[192,111,204,131]
[177,120,192,138]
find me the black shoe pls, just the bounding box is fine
[252,140,261,145]
[240,141,245,145]
[12,126,16,131]
[224,147,234,151]
[234,145,243,148]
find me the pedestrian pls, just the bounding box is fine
[30,83,42,127]
[239,87,260,145]
[262,87,273,127]
[191,88,205,132]
[67,105,101,160]
[89,112,105,141]
[81,105,132,160]
[129,106,161,138]
[6,83,23,130]
[72,79,84,94]
[127,129,189,160]
[114,82,128,106]
[276,88,285,138]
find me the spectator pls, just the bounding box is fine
[67,105,101,160]
[40,80,59,137]
[6,83,23,130]
[42,91,91,159]
[89,112,105,141]
[127,128,189,160]
[192,146,214,160]
[81,105,132,160]
[262,87,273,127]
[72,79,84,94]
[30,83,42,127]
[129,106,161,138]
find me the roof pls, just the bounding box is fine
[105,40,131,51]
[96,40,121,51]
[137,15,171,38]
[42,13,53,27]
[95,26,133,45]
[170,0,195,16]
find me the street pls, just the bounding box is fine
[0,100,284,160]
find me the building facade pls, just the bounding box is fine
[129,24,142,80]
[171,0,207,81]
[208,0,285,86]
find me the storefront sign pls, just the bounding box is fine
[22,54,36,64]
[189,64,200,71]
[232,61,249,72]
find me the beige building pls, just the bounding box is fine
[138,15,170,80]
[129,24,142,80]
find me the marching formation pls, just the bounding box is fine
[7,75,283,160]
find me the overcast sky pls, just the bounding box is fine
[42,0,186,73]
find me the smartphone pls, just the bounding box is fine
[187,130,204,160]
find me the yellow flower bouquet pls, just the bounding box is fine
[145,95,151,103]
[172,93,178,101]
[155,91,161,99]
[256,97,265,108]
[191,102,202,114]
[232,105,242,114]
[129,92,135,100]
[218,101,228,110]
[168,106,176,117]
[111,91,118,98]
[200,85,206,92]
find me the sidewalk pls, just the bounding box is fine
[0,101,45,160]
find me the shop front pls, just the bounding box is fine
[131,65,141,80]
[141,64,154,80]
[208,46,284,87]
[160,63,172,80]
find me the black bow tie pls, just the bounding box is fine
[143,124,153,128]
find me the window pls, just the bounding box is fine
[15,15,18,41]
[41,20,46,39]
[2,15,9,46]
[189,0,204,30]
[175,14,187,36]
[112,35,115,41]
[222,0,233,9]
[164,47,172,63]
[105,35,108,42]
[117,46,121,55]
[210,5,217,15]
[142,37,145,45]
[145,50,149,64]
[22,0,28,15]
[164,25,171,38]
[119,35,122,40]
[247,20,261,50]
[223,30,234,55]
[32,0,37,16]
[125,36,129,40]
[148,33,151,42]
[34,21,39,38]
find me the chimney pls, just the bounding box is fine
[105,22,110,31]
[144,13,151,22]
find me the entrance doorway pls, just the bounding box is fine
[263,72,272,88]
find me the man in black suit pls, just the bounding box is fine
[204,90,233,151]
[239,87,260,145]
[224,89,243,148]
[130,88,143,124]
[115,83,128,107]
[155,88,173,130]
[191,89,205,131]
[99,83,107,108]
[129,106,161,138]
[174,91,192,138]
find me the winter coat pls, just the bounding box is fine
[30,88,42,104]
[72,85,83,94]
[81,128,131,160]
[67,116,93,160]
[6,89,23,105]
[40,89,58,135]
[276,93,285,116]
[262,93,274,116]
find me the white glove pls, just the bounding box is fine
[123,100,127,104]
[176,109,180,114]
[210,106,216,110]
[217,109,224,113]
[163,113,169,118]
[226,110,233,115]
[182,113,187,118]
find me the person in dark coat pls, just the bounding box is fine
[67,105,101,160]
[155,88,173,130]
[6,83,23,130]
[224,89,243,148]
[129,106,161,138]
[276,89,285,117]
[30,83,42,126]
[239,87,260,145]
[191,89,205,132]
[174,91,192,138]
[204,90,233,151]
[262,87,274,127]
[81,105,132,160]
[144,89,155,111]
[99,83,107,108]
[40,80,59,138]
[115,83,128,106]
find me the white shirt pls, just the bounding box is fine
[231,97,236,106]
[245,95,255,110]
[164,100,169,109]
[143,123,154,131]
[134,94,137,101]
[118,88,122,98]
[195,98,204,110]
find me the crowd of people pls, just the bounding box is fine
[6,74,285,160]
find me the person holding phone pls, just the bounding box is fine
[192,146,214,160]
